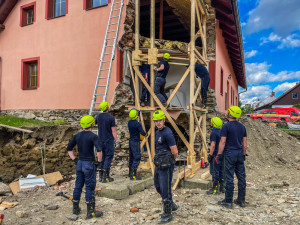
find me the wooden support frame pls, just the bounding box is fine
[129,0,209,190]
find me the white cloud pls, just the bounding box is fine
[260,33,300,48]
[244,50,257,58]
[244,0,300,36]
[273,82,297,93]
[246,62,300,85]
[240,85,272,105]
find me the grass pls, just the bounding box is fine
[0,115,53,127]
[282,130,300,134]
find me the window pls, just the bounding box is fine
[220,67,223,95]
[292,92,298,99]
[291,111,298,116]
[269,111,277,114]
[20,2,36,26]
[84,0,110,10]
[46,0,68,19]
[21,57,40,90]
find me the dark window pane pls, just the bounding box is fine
[291,111,297,116]
[92,0,108,8]
[292,93,298,99]
[54,0,66,17]
[26,9,34,24]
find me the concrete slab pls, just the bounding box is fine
[95,175,154,200]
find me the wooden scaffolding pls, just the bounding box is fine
[127,0,209,190]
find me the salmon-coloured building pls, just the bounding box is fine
[0,0,246,114]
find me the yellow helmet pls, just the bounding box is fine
[129,108,138,120]
[152,110,166,121]
[228,106,242,118]
[211,117,223,129]
[163,53,170,60]
[80,115,95,129]
[99,101,109,112]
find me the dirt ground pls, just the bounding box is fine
[0,118,300,225]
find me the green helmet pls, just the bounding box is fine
[129,108,139,120]
[99,101,109,112]
[228,106,242,118]
[163,53,170,60]
[80,115,95,129]
[152,110,166,121]
[211,117,223,129]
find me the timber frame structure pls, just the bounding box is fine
[127,0,209,190]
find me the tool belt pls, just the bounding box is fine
[154,149,175,170]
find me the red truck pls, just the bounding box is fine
[250,108,300,121]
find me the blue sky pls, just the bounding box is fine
[238,0,300,105]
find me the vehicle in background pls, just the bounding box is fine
[249,108,300,121]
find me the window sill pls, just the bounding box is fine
[20,22,34,27]
[86,4,108,11]
[47,14,66,20]
[22,88,37,90]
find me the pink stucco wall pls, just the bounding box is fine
[213,21,239,113]
[0,0,127,110]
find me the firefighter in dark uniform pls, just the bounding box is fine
[195,63,210,108]
[128,108,146,180]
[154,53,170,106]
[216,106,247,208]
[139,63,151,107]
[207,116,224,195]
[153,110,179,224]
[67,115,103,219]
[96,101,119,183]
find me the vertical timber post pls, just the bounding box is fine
[134,0,140,106]
[150,0,155,159]
[159,0,163,39]
[190,0,196,174]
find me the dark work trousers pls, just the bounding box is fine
[140,81,150,103]
[201,76,210,106]
[99,140,115,170]
[209,155,224,182]
[73,160,96,202]
[154,165,174,202]
[129,140,141,170]
[154,77,168,105]
[224,152,246,203]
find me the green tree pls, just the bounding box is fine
[241,104,253,115]
[293,103,300,109]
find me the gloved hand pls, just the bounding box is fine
[93,161,102,167]
[154,66,158,72]
[243,154,248,161]
[73,158,78,165]
[215,154,223,164]
[208,154,213,163]
[114,140,120,148]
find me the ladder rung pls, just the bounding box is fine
[111,16,119,18]
[104,53,113,55]
[106,45,113,47]
[108,30,117,33]
[106,38,115,40]
[102,61,110,62]
[112,8,121,11]
[113,2,122,4]
[100,69,109,71]
[99,77,108,79]
[95,94,104,96]
[110,23,118,25]
[98,85,106,87]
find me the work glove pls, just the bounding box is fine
[73,158,78,165]
[243,154,248,161]
[208,154,213,163]
[93,161,102,167]
[215,154,223,165]
[114,140,120,148]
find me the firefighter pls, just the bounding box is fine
[207,117,224,195]
[139,62,151,107]
[153,110,179,224]
[216,106,247,208]
[67,115,103,219]
[128,108,147,180]
[96,101,118,183]
[154,53,170,106]
[195,63,210,108]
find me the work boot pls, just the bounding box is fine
[99,169,104,182]
[171,201,179,212]
[86,201,103,219]
[159,200,172,224]
[219,179,225,193]
[234,199,246,207]
[141,102,145,107]
[206,181,220,195]
[218,199,233,209]
[72,200,81,215]
[128,168,132,178]
[102,169,114,183]
[130,169,142,180]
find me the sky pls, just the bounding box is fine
[237,0,300,105]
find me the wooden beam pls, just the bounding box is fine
[0,124,33,133]
[159,0,163,39]
[135,0,140,51]
[166,67,190,107]
[192,79,202,104]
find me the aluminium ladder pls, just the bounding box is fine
[89,0,124,115]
